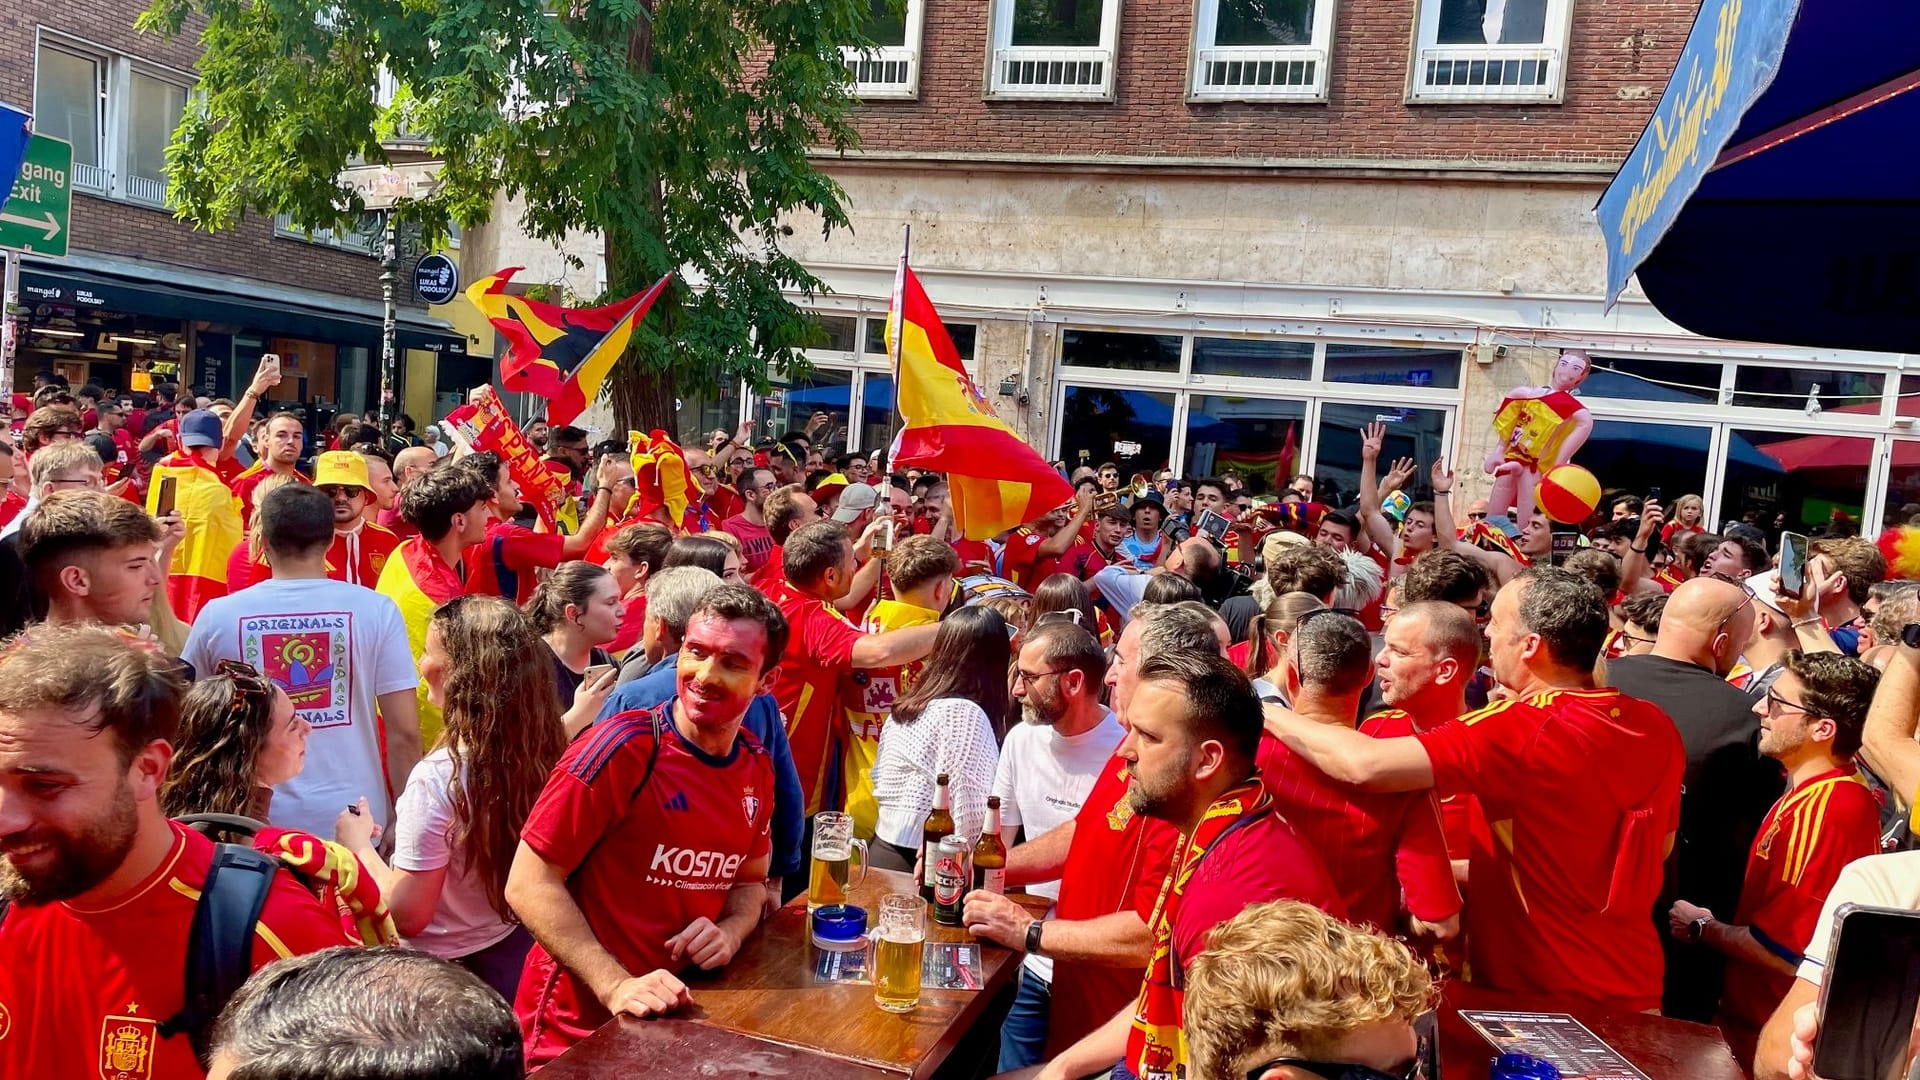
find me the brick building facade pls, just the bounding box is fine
[758,0,1919,536]
[3,0,467,417]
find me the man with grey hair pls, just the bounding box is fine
[0,442,105,541]
[207,947,521,1080]
[614,566,723,685]
[1260,610,1461,941]
[961,601,1219,1059]
[594,572,803,912]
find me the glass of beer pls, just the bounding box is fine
[808,811,869,912]
[872,894,926,1013]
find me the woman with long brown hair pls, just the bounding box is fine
[334,594,566,999]
[161,659,309,822]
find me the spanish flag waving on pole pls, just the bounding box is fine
[888,253,1072,540]
[464,269,672,427]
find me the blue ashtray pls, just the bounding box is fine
[811,905,868,951]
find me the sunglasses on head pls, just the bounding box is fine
[215,659,274,707]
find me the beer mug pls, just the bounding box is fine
[871,894,926,1013]
[808,811,869,912]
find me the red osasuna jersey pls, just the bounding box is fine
[768,579,863,816]
[1257,731,1460,934]
[1415,687,1684,1013]
[515,710,774,1068]
[1045,752,1183,1058]
[1719,768,1880,1037]
[0,822,350,1079]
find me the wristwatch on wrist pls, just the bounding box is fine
[1025,919,1045,955]
[1688,914,1712,943]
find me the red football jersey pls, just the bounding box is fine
[1415,687,1684,1013]
[1045,752,1183,1058]
[515,712,774,1068]
[1364,708,1484,864]
[1720,768,1880,1034]
[327,521,402,589]
[464,520,566,604]
[0,822,349,1078]
[768,580,863,815]
[1257,731,1460,933]
[230,466,310,526]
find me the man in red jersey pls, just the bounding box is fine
[0,626,348,1078]
[1264,567,1686,1014]
[230,412,310,526]
[1040,650,1345,1080]
[962,603,1219,1058]
[721,467,782,574]
[767,521,937,815]
[378,446,439,540]
[1369,600,1485,869]
[312,451,402,588]
[1667,651,1881,1068]
[457,450,614,604]
[505,584,786,1067]
[749,484,822,596]
[1260,609,1460,940]
[1002,490,1097,591]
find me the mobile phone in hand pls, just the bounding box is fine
[582,664,617,685]
[154,475,177,519]
[1780,531,1810,596]
[257,353,282,381]
[1813,904,1920,1080]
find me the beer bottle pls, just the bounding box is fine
[973,795,1007,895]
[921,773,954,901]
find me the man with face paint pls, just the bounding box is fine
[507,584,786,1068]
[0,627,348,1079]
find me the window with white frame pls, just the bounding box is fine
[842,0,925,100]
[33,36,194,204]
[273,212,382,256]
[988,0,1120,100]
[1190,0,1337,102]
[1409,0,1572,103]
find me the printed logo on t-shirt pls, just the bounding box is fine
[647,844,745,890]
[742,787,761,824]
[241,612,354,729]
[99,1007,157,1080]
[1106,791,1136,831]
[0,998,9,1040]
[662,791,691,812]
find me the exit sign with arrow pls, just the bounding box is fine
[0,133,72,257]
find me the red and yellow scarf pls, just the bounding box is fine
[1126,779,1273,1080]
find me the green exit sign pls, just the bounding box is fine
[1,133,73,258]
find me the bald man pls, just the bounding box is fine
[380,446,441,540]
[1091,535,1233,625]
[1606,575,1786,1023]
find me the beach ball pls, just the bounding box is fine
[1536,464,1601,524]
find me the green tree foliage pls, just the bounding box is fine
[138,0,878,429]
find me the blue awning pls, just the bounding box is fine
[1595,0,1920,352]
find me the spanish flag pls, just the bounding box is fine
[147,452,244,622]
[374,538,466,747]
[629,429,699,528]
[464,268,671,427]
[888,263,1072,540]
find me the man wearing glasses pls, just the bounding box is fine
[0,443,104,543]
[17,405,83,455]
[1666,651,1881,1070]
[85,398,138,486]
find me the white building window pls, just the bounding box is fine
[1409,0,1571,104]
[123,71,187,207]
[33,45,107,193]
[842,0,924,100]
[274,212,381,256]
[1190,0,1336,102]
[988,0,1120,101]
[33,36,194,205]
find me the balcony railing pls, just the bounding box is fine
[72,162,111,194]
[990,46,1113,99]
[1411,44,1562,103]
[1192,45,1326,101]
[841,45,919,99]
[123,173,168,208]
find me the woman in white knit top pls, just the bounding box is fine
[872,605,1013,862]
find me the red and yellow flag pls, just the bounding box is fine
[465,268,671,427]
[147,452,244,622]
[887,265,1072,540]
[628,430,699,528]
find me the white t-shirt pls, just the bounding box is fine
[182,577,418,837]
[872,697,1000,851]
[1797,850,1920,987]
[391,747,517,959]
[991,708,1125,983]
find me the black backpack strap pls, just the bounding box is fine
[158,842,280,1065]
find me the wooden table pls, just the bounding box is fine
[1438,984,1748,1080]
[546,868,1034,1079]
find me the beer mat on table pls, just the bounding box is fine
[1458,1011,1651,1080]
[813,947,870,984]
[921,943,983,991]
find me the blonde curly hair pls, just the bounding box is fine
[1185,900,1439,1078]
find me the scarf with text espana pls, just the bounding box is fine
[1125,778,1273,1080]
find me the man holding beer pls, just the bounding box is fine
[505,584,787,1068]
